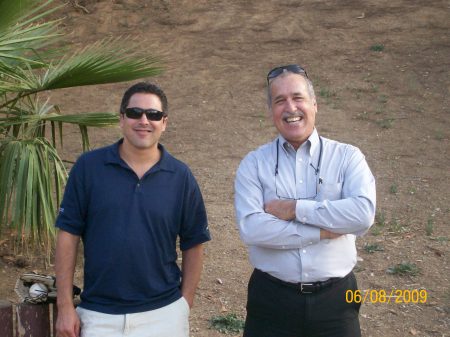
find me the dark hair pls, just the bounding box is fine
[120,82,168,114]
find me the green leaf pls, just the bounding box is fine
[209,313,245,334]
[41,37,163,90]
[0,138,66,247]
[0,0,36,32]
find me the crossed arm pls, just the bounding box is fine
[264,199,341,240]
[235,149,376,249]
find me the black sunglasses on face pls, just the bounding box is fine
[267,64,309,84]
[123,107,166,121]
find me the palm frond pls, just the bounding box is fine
[42,37,163,90]
[0,23,62,68]
[0,112,119,127]
[0,0,61,31]
[0,63,43,96]
[0,0,63,67]
[0,137,66,247]
[1,36,163,95]
[0,0,36,32]
[12,0,62,29]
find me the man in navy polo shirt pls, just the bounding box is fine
[55,82,211,337]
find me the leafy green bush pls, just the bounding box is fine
[209,313,245,334]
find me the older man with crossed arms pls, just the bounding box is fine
[235,64,376,337]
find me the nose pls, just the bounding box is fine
[285,98,297,113]
[138,113,150,124]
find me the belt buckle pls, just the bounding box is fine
[300,283,313,294]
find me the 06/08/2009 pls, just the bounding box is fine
[345,289,427,304]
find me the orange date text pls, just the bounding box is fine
[345,289,427,304]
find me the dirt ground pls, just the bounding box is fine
[1,0,449,336]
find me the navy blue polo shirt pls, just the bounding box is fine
[56,140,210,314]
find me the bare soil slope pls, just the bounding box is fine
[1,1,449,336]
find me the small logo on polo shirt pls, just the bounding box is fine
[59,207,64,214]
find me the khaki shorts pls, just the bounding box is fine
[76,297,190,337]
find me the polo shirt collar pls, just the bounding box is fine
[105,139,176,172]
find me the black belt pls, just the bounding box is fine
[255,269,346,294]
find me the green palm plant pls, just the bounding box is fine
[0,0,163,254]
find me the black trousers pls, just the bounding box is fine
[244,269,361,337]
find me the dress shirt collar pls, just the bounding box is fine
[277,128,320,157]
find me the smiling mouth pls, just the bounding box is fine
[284,116,303,123]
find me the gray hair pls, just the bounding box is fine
[267,71,316,108]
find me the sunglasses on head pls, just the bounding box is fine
[123,107,166,121]
[267,64,308,84]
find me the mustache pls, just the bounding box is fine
[282,111,304,118]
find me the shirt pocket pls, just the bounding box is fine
[317,182,342,201]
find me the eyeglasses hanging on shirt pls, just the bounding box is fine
[274,136,323,200]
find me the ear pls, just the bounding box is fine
[161,116,168,132]
[313,98,318,113]
[119,113,124,128]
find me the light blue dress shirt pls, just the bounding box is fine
[234,129,376,283]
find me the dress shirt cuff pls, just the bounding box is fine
[295,200,317,226]
[298,223,320,246]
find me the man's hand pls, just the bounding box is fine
[265,200,343,240]
[320,229,343,240]
[264,200,296,221]
[55,304,80,337]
